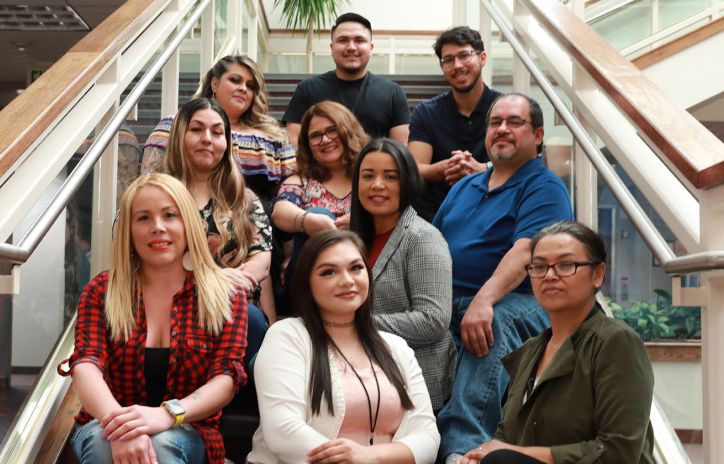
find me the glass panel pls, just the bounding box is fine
[395,54,439,75]
[214,0,229,56]
[658,0,708,29]
[590,0,653,50]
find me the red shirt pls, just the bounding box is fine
[368,229,394,268]
[59,271,248,464]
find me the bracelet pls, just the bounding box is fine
[300,211,309,233]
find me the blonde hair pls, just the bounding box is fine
[107,173,234,341]
[198,55,286,142]
[164,98,253,267]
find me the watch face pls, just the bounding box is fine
[165,399,186,415]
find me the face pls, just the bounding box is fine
[358,151,401,229]
[330,22,373,77]
[440,43,486,94]
[184,108,227,175]
[210,63,257,120]
[310,240,370,323]
[308,116,344,168]
[530,233,605,315]
[130,185,187,271]
[485,96,544,168]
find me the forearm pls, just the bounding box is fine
[417,161,446,183]
[243,251,271,283]
[179,374,235,423]
[285,123,301,148]
[272,201,305,233]
[367,443,415,464]
[473,238,531,307]
[73,363,122,419]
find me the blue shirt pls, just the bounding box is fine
[433,157,573,295]
[409,85,502,221]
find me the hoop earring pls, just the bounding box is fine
[183,251,193,271]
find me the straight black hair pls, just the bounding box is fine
[350,138,422,248]
[291,230,414,415]
[530,220,607,264]
[433,26,485,59]
[331,12,372,38]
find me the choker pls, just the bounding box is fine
[323,319,355,328]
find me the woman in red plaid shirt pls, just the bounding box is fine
[60,173,248,464]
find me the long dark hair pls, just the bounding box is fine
[291,230,414,415]
[350,138,423,247]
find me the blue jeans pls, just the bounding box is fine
[245,303,267,378]
[436,292,549,460]
[71,419,206,463]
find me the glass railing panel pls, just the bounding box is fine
[590,1,654,50]
[395,55,440,75]
[658,0,709,30]
[214,0,229,56]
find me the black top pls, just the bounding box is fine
[282,71,410,138]
[144,347,170,406]
[409,85,502,221]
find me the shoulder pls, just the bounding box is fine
[406,212,446,244]
[588,314,645,348]
[411,93,448,117]
[281,174,303,186]
[266,317,309,341]
[301,72,334,87]
[368,72,403,90]
[84,271,110,293]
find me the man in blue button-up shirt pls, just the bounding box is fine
[433,93,573,463]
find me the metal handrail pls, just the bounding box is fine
[481,0,724,277]
[0,0,210,266]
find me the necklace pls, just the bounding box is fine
[329,340,381,445]
[323,319,355,328]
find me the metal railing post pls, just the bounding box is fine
[201,0,215,76]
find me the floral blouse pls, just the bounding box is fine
[273,178,351,218]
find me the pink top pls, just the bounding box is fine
[274,178,351,218]
[336,359,404,445]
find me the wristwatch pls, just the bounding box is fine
[161,399,186,427]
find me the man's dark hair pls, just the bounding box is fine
[433,26,485,59]
[331,12,372,38]
[486,93,545,153]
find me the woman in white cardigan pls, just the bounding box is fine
[247,230,439,464]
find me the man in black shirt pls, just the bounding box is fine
[283,13,410,146]
[409,26,502,221]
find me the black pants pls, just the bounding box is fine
[481,449,544,464]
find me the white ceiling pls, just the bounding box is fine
[0,0,124,107]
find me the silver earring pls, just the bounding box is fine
[183,251,193,271]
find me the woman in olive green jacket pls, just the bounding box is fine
[460,221,655,464]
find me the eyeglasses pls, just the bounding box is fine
[488,116,532,130]
[308,126,340,146]
[440,49,479,68]
[525,261,600,278]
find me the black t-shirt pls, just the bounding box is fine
[409,85,502,221]
[282,71,410,138]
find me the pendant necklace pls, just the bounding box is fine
[330,339,381,445]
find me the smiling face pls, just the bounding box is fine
[330,21,373,79]
[485,95,544,170]
[308,115,344,169]
[130,185,187,272]
[358,151,401,234]
[530,233,605,316]
[183,108,227,176]
[309,240,370,324]
[210,63,257,122]
[440,43,486,94]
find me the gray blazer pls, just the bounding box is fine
[372,206,456,411]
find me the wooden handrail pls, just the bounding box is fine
[632,16,724,69]
[523,0,724,190]
[0,0,164,179]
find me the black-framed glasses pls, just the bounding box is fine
[308,126,339,146]
[487,116,532,130]
[525,261,600,278]
[439,49,479,68]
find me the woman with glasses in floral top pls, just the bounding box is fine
[272,101,369,297]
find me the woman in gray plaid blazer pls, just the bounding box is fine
[351,138,456,411]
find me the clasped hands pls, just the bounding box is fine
[307,438,372,464]
[443,151,489,185]
[100,405,175,464]
[457,439,508,464]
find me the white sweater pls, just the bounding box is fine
[247,318,440,464]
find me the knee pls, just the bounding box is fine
[71,421,112,463]
[151,426,205,464]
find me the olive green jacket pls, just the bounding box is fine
[495,306,655,464]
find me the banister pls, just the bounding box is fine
[521,0,724,190]
[0,0,164,182]
[480,0,724,276]
[0,0,211,266]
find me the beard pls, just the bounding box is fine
[449,66,483,94]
